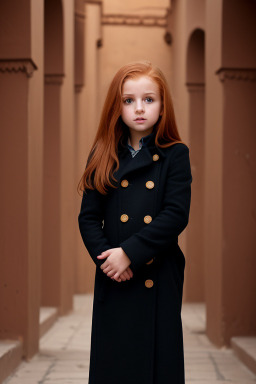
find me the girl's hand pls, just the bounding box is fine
[117,267,134,282]
[97,247,131,282]
[107,267,134,282]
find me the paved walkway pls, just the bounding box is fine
[4,295,256,384]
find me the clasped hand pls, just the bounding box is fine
[97,247,133,283]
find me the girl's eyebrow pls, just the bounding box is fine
[122,92,157,96]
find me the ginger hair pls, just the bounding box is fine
[77,61,184,195]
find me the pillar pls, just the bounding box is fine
[185,28,205,302]
[0,0,44,358]
[205,0,256,346]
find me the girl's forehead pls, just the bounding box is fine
[122,76,159,94]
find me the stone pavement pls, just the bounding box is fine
[3,295,256,384]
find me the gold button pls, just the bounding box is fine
[153,154,159,161]
[146,258,154,265]
[120,214,129,222]
[121,179,129,188]
[145,279,154,288]
[144,215,152,224]
[146,181,154,189]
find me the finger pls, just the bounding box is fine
[127,267,133,278]
[100,261,109,270]
[122,271,130,280]
[119,273,127,282]
[126,268,132,278]
[111,273,121,282]
[103,269,112,276]
[98,250,112,259]
[107,269,116,277]
[97,253,110,259]
[111,277,121,282]
[101,250,112,256]
[113,272,120,281]
[102,265,112,273]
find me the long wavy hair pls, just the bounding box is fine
[77,61,184,195]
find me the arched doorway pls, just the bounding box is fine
[185,29,205,302]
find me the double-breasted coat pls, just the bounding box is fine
[78,132,192,384]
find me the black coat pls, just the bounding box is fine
[78,133,192,384]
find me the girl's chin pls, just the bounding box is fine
[129,126,154,132]
[130,129,152,136]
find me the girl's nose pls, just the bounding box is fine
[135,101,144,113]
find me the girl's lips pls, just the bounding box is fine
[134,118,146,121]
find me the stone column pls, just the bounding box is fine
[185,82,205,302]
[205,0,256,346]
[41,74,64,308]
[0,58,42,358]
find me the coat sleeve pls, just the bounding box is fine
[119,143,192,272]
[78,187,112,268]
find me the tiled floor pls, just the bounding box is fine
[182,304,256,383]
[3,295,256,384]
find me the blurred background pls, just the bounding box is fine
[0,0,255,380]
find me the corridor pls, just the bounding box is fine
[3,295,256,384]
[1,0,256,378]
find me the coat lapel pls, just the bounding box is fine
[114,144,166,182]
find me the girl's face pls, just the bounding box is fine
[121,76,162,137]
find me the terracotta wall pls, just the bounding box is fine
[205,0,256,346]
[99,0,171,111]
[1,0,255,370]
[76,1,102,293]
[75,0,175,293]
[169,0,206,302]
[0,0,44,359]
[41,0,76,315]
[0,0,77,361]
[204,0,225,344]
[169,0,256,346]
[42,0,64,310]
[59,0,76,314]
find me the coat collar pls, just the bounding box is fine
[114,132,166,182]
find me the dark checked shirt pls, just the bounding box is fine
[127,131,155,158]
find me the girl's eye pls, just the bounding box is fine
[124,98,133,104]
[145,97,153,103]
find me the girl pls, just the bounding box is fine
[78,61,192,384]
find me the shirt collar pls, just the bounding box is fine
[126,131,156,151]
